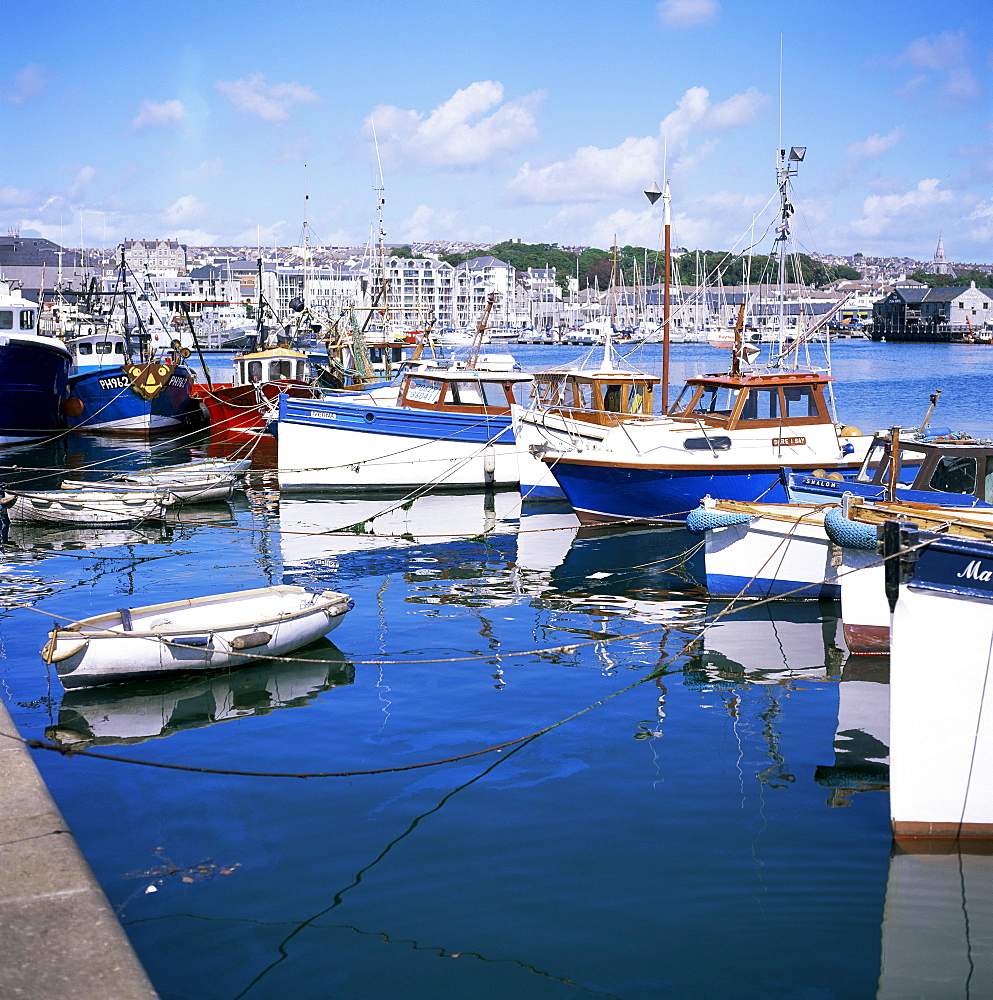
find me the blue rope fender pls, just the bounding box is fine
[823,506,877,550]
[686,505,754,535]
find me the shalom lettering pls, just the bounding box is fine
[957,560,993,582]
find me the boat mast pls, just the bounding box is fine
[644,179,671,409]
[662,179,672,411]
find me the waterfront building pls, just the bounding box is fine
[121,238,187,272]
[872,281,993,341]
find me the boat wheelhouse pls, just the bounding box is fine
[542,368,868,523]
[277,364,533,491]
[512,351,662,500]
[0,279,72,444]
[785,430,993,508]
[66,323,198,435]
[193,346,320,433]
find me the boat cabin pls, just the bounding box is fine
[234,347,310,386]
[531,370,660,425]
[855,433,993,503]
[398,370,533,415]
[68,327,131,370]
[667,371,833,430]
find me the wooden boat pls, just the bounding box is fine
[192,346,321,433]
[60,475,233,504]
[2,487,172,525]
[541,148,871,524]
[784,428,993,508]
[276,358,532,491]
[511,339,662,501]
[41,585,353,690]
[60,458,252,505]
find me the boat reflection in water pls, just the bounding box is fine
[45,638,353,747]
[815,655,890,802]
[878,844,993,999]
[277,490,523,567]
[687,601,845,687]
[550,521,703,597]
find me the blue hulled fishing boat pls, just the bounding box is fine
[0,279,72,445]
[65,320,198,435]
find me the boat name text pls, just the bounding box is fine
[98,375,132,391]
[957,560,993,583]
[773,436,806,447]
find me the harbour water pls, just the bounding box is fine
[2,340,991,999]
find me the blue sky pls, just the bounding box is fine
[2,0,990,261]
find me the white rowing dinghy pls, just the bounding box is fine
[120,457,252,481]
[60,457,252,505]
[61,473,234,504]
[3,488,172,525]
[41,585,353,689]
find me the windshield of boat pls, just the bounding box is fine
[857,442,925,485]
[671,384,741,419]
[929,455,978,496]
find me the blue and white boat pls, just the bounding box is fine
[543,367,869,523]
[886,523,993,839]
[784,428,993,508]
[0,279,71,445]
[541,146,871,524]
[276,357,533,491]
[65,321,198,435]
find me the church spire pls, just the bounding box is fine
[932,233,950,275]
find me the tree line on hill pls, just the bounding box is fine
[908,268,993,289]
[390,241,862,294]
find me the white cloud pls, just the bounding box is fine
[367,81,542,169]
[506,86,767,205]
[508,136,660,205]
[273,133,314,162]
[966,199,993,242]
[395,204,468,243]
[656,0,719,29]
[168,228,219,245]
[68,166,96,197]
[846,128,905,161]
[896,31,982,105]
[850,178,953,238]
[132,99,188,131]
[1,63,49,105]
[179,158,224,183]
[0,186,33,207]
[215,74,320,122]
[164,195,208,227]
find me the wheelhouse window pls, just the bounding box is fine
[270,360,292,379]
[673,384,741,418]
[116,343,125,354]
[929,456,977,495]
[95,342,113,354]
[247,361,263,381]
[76,342,93,355]
[783,385,817,418]
[19,309,34,330]
[405,378,442,404]
[740,388,780,421]
[0,311,12,330]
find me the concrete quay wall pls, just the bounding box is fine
[0,699,159,999]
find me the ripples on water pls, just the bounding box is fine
[1,342,988,999]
